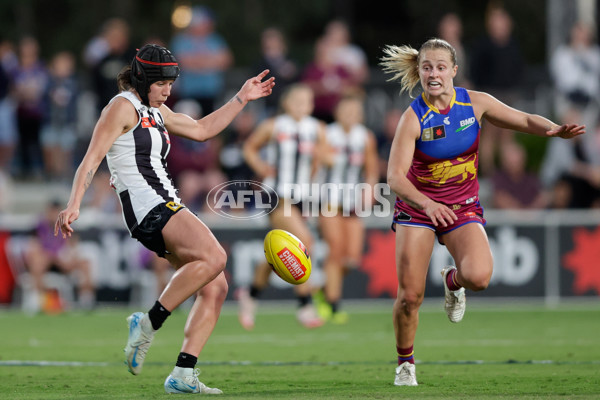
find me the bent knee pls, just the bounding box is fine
[203,245,227,276]
[469,277,490,292]
[463,273,490,291]
[202,273,229,302]
[395,290,424,315]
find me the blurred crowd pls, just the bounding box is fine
[3,2,600,312]
[0,4,599,215]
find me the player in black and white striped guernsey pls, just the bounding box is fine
[315,94,379,325]
[238,84,329,330]
[54,44,275,394]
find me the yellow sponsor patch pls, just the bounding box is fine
[165,201,183,212]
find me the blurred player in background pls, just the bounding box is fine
[313,94,378,324]
[380,38,585,386]
[237,83,329,330]
[55,44,274,394]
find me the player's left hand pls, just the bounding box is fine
[546,124,586,139]
[237,69,275,103]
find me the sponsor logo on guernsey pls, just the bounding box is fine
[456,117,476,132]
[422,113,435,125]
[443,116,450,125]
[277,248,307,280]
[422,125,446,141]
[165,201,183,212]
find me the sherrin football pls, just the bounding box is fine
[264,229,311,285]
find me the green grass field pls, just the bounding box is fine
[1,300,599,399]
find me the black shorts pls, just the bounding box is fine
[131,201,185,258]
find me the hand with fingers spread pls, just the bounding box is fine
[54,206,80,239]
[237,69,275,103]
[423,199,458,228]
[546,124,586,139]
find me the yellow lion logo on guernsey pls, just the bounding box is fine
[417,154,477,186]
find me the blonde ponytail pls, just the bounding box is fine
[380,45,420,97]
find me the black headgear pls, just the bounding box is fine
[130,44,180,106]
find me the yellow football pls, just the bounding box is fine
[264,229,311,285]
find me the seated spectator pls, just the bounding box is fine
[550,20,600,125]
[541,107,600,208]
[491,140,548,209]
[23,200,95,313]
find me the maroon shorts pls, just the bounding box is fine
[391,197,486,238]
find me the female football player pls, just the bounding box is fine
[55,44,274,394]
[381,38,584,386]
[314,94,379,324]
[237,83,329,330]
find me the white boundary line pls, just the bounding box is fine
[2,359,600,367]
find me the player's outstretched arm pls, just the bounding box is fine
[164,70,275,142]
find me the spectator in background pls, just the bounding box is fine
[13,36,48,179]
[0,39,17,172]
[41,51,79,182]
[301,37,355,123]
[220,108,258,182]
[469,3,524,177]
[84,168,121,214]
[550,20,600,128]
[491,140,547,209]
[170,6,233,115]
[166,99,227,211]
[322,19,369,86]
[541,108,600,208]
[438,12,471,88]
[83,18,122,69]
[253,27,299,118]
[376,108,403,183]
[90,18,134,110]
[23,199,95,313]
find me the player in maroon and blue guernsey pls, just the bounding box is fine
[380,38,585,386]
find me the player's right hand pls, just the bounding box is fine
[54,206,80,239]
[423,200,457,228]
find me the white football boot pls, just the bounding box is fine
[164,367,223,394]
[394,361,418,386]
[441,266,466,323]
[296,304,324,329]
[236,288,256,331]
[124,312,155,375]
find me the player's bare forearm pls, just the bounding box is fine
[388,174,429,210]
[67,164,97,209]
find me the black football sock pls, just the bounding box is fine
[176,352,197,369]
[249,285,262,299]
[148,300,171,330]
[297,295,311,307]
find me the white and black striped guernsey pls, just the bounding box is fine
[322,122,368,209]
[264,114,319,200]
[106,91,181,235]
